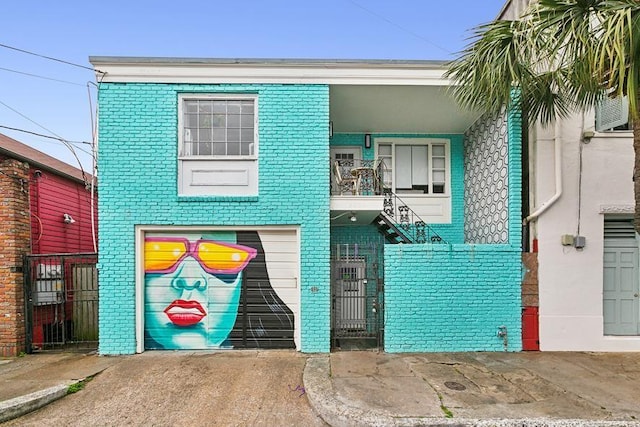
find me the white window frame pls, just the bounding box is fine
[375,138,451,196]
[178,93,258,160]
[178,94,259,196]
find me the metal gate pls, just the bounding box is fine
[24,253,98,352]
[331,243,383,349]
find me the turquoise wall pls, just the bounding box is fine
[98,83,330,354]
[330,133,465,244]
[382,106,522,352]
[384,244,522,352]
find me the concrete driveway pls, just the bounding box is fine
[2,351,326,427]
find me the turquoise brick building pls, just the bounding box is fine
[90,57,522,354]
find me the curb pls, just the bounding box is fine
[0,380,76,424]
[302,356,640,427]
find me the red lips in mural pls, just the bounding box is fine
[164,300,206,326]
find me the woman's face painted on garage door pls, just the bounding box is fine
[143,232,256,349]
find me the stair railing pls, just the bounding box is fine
[381,188,447,244]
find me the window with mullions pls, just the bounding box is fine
[181,98,256,157]
[178,94,258,196]
[377,141,448,195]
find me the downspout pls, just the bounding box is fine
[523,120,563,225]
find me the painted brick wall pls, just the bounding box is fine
[464,111,510,243]
[506,104,522,246]
[383,105,522,353]
[0,158,30,357]
[463,105,522,246]
[98,83,330,354]
[384,244,522,352]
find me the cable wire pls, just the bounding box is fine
[0,43,104,73]
[0,99,89,184]
[0,125,92,145]
[0,66,88,87]
[347,0,451,55]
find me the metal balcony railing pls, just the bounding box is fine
[379,189,447,244]
[331,158,386,196]
[330,157,446,244]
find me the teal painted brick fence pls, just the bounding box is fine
[98,83,330,354]
[384,244,522,352]
[383,106,523,352]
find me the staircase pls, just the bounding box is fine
[373,189,446,244]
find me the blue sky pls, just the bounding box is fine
[1,0,505,171]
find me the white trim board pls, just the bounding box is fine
[90,59,450,85]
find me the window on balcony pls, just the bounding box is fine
[377,139,449,195]
[178,94,258,196]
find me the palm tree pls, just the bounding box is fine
[446,0,640,230]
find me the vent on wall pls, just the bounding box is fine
[604,218,636,239]
[596,96,629,131]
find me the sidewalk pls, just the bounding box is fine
[306,351,640,426]
[1,350,640,426]
[0,352,123,423]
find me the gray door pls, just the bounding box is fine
[603,219,640,335]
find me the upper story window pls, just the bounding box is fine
[596,95,631,132]
[181,98,256,157]
[377,138,450,195]
[178,94,258,196]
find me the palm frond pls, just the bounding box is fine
[447,0,640,125]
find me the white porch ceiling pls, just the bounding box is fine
[330,85,480,134]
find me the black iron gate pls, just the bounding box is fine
[24,253,98,352]
[331,243,383,350]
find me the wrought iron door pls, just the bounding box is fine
[331,243,383,349]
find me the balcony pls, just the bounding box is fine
[330,159,386,224]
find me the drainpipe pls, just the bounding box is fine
[523,120,563,226]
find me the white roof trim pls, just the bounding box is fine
[89,58,451,85]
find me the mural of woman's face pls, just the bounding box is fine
[144,232,257,349]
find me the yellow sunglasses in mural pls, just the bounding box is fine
[144,238,257,275]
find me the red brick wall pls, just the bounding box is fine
[0,157,30,356]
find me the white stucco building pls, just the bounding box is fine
[500,0,640,351]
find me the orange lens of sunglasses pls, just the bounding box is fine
[145,238,256,274]
[144,240,188,272]
[197,241,254,272]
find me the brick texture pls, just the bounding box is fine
[98,83,330,354]
[383,103,523,353]
[384,244,522,352]
[0,157,30,357]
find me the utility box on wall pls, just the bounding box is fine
[522,306,540,351]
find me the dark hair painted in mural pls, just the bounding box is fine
[144,230,294,350]
[230,231,295,349]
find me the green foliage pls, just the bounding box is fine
[446,0,640,125]
[67,376,94,394]
[441,404,454,418]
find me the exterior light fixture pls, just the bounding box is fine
[63,213,76,224]
[349,212,357,222]
[364,133,371,149]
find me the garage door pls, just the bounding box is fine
[143,229,299,350]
